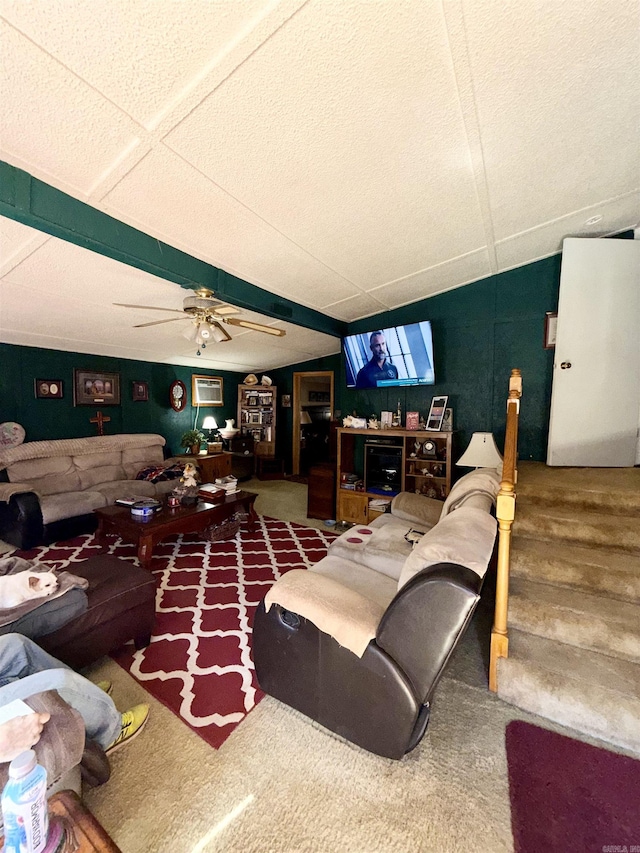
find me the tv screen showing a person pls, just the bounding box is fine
[343,322,435,389]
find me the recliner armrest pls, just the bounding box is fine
[376,562,483,702]
[264,569,385,657]
[0,491,44,550]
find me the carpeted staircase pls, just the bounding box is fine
[496,462,640,755]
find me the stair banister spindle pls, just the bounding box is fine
[489,369,522,693]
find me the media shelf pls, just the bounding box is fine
[336,427,453,524]
[237,384,277,457]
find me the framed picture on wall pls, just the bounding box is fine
[191,375,223,406]
[426,395,448,431]
[74,370,121,406]
[281,394,291,408]
[132,381,149,402]
[35,379,63,399]
[544,312,558,349]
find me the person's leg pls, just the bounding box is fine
[0,669,121,750]
[0,633,72,688]
[0,635,120,749]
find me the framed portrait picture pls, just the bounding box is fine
[35,379,63,399]
[441,408,453,431]
[132,381,149,402]
[544,311,558,349]
[426,395,448,431]
[74,370,120,406]
[281,394,291,408]
[191,375,223,406]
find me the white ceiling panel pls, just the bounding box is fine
[102,146,360,309]
[165,0,487,286]
[0,0,638,371]
[1,0,272,128]
[463,0,640,239]
[0,22,142,196]
[495,192,640,272]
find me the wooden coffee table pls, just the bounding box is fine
[95,491,257,569]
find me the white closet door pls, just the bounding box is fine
[547,237,640,467]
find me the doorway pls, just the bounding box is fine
[292,371,334,476]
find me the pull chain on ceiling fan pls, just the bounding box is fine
[114,288,285,355]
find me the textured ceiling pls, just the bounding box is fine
[1,0,638,370]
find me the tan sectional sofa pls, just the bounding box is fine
[0,434,178,549]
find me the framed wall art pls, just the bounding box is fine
[73,370,121,406]
[35,379,63,399]
[544,311,558,349]
[132,381,149,402]
[281,394,291,408]
[192,375,223,406]
[426,395,448,431]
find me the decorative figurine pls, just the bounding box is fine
[172,462,200,506]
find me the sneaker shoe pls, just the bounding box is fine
[105,704,150,754]
[96,680,113,695]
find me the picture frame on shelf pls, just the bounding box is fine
[35,379,63,399]
[405,411,419,430]
[441,408,453,431]
[132,381,148,402]
[73,370,120,406]
[544,311,558,349]
[192,375,223,406]
[426,395,448,431]
[380,411,393,428]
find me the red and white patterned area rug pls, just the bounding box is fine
[15,518,337,749]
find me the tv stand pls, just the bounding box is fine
[335,427,453,524]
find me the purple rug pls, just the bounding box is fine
[506,720,640,853]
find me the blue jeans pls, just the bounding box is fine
[0,634,120,750]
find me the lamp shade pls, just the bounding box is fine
[456,432,503,469]
[202,416,218,430]
[300,411,312,425]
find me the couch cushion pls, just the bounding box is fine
[73,450,123,470]
[311,555,397,608]
[41,491,107,525]
[440,469,500,516]
[6,456,82,496]
[389,492,444,527]
[122,446,165,479]
[78,465,126,490]
[398,506,497,589]
[91,480,156,502]
[327,522,416,581]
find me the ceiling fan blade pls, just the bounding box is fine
[224,317,286,337]
[114,303,184,314]
[211,305,241,316]
[133,317,187,328]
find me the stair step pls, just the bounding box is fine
[497,629,640,755]
[517,462,640,514]
[508,577,640,663]
[510,537,640,604]
[513,504,640,553]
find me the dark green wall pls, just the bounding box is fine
[0,344,243,457]
[0,252,567,470]
[269,253,565,470]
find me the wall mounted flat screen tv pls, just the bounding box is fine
[343,321,435,389]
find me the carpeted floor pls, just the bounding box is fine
[506,720,640,853]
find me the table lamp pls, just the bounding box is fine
[202,416,218,441]
[456,432,503,470]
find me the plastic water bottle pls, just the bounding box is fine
[1,750,48,853]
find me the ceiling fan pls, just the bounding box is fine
[114,288,285,355]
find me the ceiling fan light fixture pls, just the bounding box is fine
[225,317,286,337]
[211,322,232,343]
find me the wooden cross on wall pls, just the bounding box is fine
[90,411,111,435]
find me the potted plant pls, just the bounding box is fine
[180,428,204,455]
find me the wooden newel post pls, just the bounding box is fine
[489,369,522,693]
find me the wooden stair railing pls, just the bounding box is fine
[489,368,522,693]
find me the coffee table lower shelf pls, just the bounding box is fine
[94,491,257,569]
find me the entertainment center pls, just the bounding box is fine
[335,427,453,524]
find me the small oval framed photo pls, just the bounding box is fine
[35,379,63,399]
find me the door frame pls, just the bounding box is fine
[292,371,334,475]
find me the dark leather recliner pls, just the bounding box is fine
[253,502,497,759]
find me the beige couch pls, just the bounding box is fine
[0,434,178,549]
